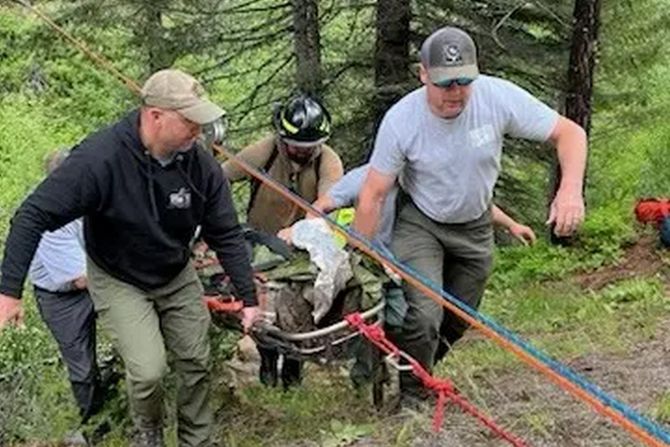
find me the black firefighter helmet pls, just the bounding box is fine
[273,94,332,147]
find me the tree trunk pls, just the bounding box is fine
[137,1,173,73]
[292,0,322,97]
[565,0,602,135]
[550,0,601,244]
[372,0,411,141]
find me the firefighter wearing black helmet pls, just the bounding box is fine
[222,94,343,389]
[223,94,343,236]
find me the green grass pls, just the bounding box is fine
[441,275,669,376]
[652,392,670,424]
[209,373,377,447]
[523,409,555,437]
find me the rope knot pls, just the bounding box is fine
[344,312,364,328]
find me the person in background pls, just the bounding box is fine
[28,148,109,444]
[223,93,343,390]
[223,93,343,235]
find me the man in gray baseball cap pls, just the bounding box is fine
[420,26,479,87]
[0,68,258,445]
[354,26,587,408]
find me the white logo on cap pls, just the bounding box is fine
[442,45,462,65]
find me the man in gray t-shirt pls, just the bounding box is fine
[354,26,587,404]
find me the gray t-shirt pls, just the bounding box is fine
[328,164,398,252]
[370,75,559,223]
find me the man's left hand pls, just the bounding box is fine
[546,188,585,237]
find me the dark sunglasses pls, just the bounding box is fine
[435,77,475,88]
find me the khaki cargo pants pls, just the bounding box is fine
[88,259,211,446]
[391,198,494,398]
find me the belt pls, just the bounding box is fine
[33,284,82,296]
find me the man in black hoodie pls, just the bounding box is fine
[0,69,258,446]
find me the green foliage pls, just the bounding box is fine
[652,392,670,424]
[0,10,39,94]
[599,278,668,311]
[0,303,54,373]
[489,234,627,294]
[490,243,577,290]
[211,374,377,447]
[0,296,80,443]
[210,325,241,362]
[597,1,670,114]
[0,96,75,239]
[577,204,634,261]
[320,419,374,447]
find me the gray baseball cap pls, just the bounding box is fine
[420,27,479,86]
[140,69,225,125]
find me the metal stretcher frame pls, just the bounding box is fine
[250,301,386,356]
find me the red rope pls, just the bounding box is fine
[345,313,529,447]
[635,198,670,225]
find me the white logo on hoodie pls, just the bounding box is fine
[168,187,191,209]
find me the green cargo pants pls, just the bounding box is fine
[87,258,212,446]
[391,198,494,398]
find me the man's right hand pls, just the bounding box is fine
[72,276,88,290]
[277,227,293,245]
[546,188,585,237]
[0,294,24,329]
[241,305,260,333]
[508,223,537,246]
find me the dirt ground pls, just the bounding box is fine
[411,320,670,447]
[574,235,668,290]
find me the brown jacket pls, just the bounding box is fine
[223,134,343,234]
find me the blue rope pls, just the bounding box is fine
[351,229,670,445]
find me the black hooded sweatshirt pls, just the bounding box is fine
[0,109,256,305]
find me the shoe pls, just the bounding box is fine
[85,419,111,445]
[259,348,279,387]
[131,427,164,447]
[280,358,302,390]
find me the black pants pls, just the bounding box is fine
[258,346,302,389]
[34,286,103,422]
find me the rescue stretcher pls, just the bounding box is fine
[196,237,390,406]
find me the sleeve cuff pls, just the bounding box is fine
[0,281,24,300]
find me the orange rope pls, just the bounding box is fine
[12,0,142,94]
[13,2,669,446]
